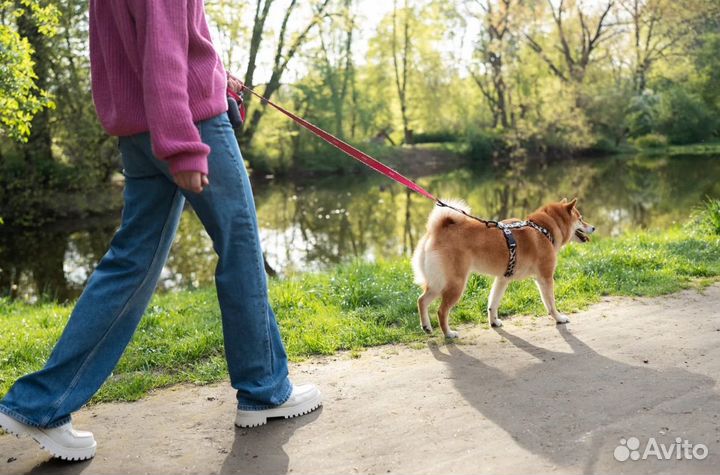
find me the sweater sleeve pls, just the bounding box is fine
[131,0,210,175]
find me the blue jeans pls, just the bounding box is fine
[0,113,292,428]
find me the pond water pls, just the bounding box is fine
[1,154,718,301]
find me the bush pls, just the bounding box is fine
[656,86,717,145]
[586,136,620,155]
[466,129,505,161]
[631,133,668,149]
[626,92,659,138]
[412,131,461,144]
[701,199,720,235]
[686,198,720,236]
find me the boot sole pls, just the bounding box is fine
[0,412,96,461]
[235,392,323,428]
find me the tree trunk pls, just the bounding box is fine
[243,0,274,107]
[392,0,412,144]
[240,0,331,149]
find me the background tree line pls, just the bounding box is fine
[1,0,719,226]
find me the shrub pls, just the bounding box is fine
[655,86,717,145]
[701,199,720,235]
[412,131,461,144]
[466,129,505,161]
[631,133,668,149]
[626,92,659,138]
[586,136,620,155]
[687,198,720,236]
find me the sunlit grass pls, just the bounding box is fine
[1,224,719,403]
[633,140,720,157]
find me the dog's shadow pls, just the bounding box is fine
[429,326,717,472]
[218,407,322,475]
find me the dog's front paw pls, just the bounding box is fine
[490,319,503,328]
[444,330,459,339]
[554,314,570,324]
[422,325,433,334]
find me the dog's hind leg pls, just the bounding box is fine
[488,277,510,328]
[534,276,569,324]
[438,284,464,339]
[418,286,439,334]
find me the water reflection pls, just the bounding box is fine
[1,154,718,301]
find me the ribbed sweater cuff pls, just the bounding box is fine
[168,152,209,175]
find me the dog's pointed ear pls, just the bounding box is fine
[561,197,568,203]
[566,197,577,213]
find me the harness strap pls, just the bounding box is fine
[528,220,554,244]
[500,227,518,277]
[498,221,554,277]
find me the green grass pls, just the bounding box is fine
[632,141,720,157]
[1,220,720,404]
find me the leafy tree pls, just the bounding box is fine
[0,0,58,141]
[525,0,616,84]
[467,0,522,129]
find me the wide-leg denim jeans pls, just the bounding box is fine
[0,113,292,428]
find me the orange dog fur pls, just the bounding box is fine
[412,198,595,338]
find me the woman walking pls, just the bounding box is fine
[0,0,321,461]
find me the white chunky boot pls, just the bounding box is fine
[0,412,96,461]
[235,384,322,428]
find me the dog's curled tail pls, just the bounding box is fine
[412,199,470,286]
[427,199,470,233]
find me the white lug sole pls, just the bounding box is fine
[235,393,323,428]
[0,412,96,461]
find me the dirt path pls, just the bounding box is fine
[3,284,720,474]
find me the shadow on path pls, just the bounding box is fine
[219,407,323,475]
[25,457,92,475]
[429,326,717,472]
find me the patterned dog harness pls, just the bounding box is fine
[498,221,554,277]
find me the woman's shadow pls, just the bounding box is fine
[20,407,322,475]
[429,325,717,472]
[219,407,323,475]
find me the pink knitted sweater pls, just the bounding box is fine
[89,0,228,175]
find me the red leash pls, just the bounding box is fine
[237,84,438,202]
[230,81,498,226]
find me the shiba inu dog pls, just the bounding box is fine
[412,198,595,338]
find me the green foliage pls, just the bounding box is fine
[2,221,719,402]
[688,198,720,236]
[0,0,59,141]
[466,129,504,161]
[632,133,668,149]
[413,131,461,144]
[655,85,717,144]
[1,0,719,218]
[626,92,659,138]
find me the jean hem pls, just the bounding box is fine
[0,404,71,429]
[236,379,293,411]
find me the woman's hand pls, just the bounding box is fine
[227,73,244,94]
[173,171,209,193]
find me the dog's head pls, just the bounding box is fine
[544,198,596,244]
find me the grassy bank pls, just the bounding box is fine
[633,141,720,158]
[1,210,720,404]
